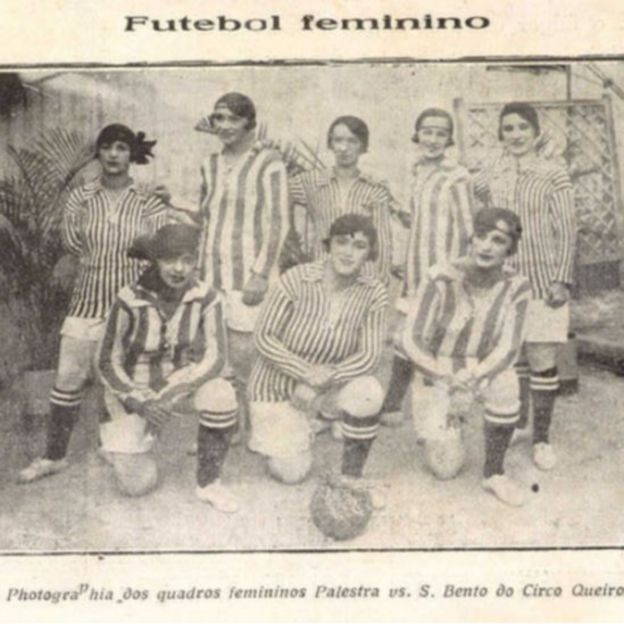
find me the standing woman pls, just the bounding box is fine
[197,93,289,428]
[382,108,474,426]
[474,102,577,470]
[289,115,394,284]
[18,124,170,483]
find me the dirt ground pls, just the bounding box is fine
[1,362,623,553]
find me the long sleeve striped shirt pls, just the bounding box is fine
[473,153,577,299]
[62,180,169,319]
[248,260,388,402]
[402,159,474,296]
[289,168,394,283]
[400,261,531,384]
[97,274,228,408]
[198,144,289,291]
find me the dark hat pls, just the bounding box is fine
[473,207,522,256]
[128,223,201,261]
[322,213,379,262]
[96,123,156,164]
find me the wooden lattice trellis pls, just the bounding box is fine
[454,95,624,290]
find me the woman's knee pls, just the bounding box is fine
[194,378,239,413]
[267,450,313,485]
[337,376,384,417]
[423,434,465,481]
[111,452,159,497]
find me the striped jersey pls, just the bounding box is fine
[400,261,531,384]
[402,158,474,296]
[62,180,169,319]
[249,260,388,402]
[198,144,289,291]
[98,273,227,407]
[289,168,394,283]
[474,154,576,299]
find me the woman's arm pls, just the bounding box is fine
[471,280,532,383]
[156,292,229,404]
[400,277,445,379]
[253,272,312,381]
[61,188,85,256]
[330,286,389,384]
[97,298,157,406]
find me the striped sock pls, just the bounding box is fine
[197,407,238,487]
[530,367,559,444]
[381,355,415,413]
[483,421,515,478]
[515,362,531,430]
[44,387,84,460]
[341,412,380,478]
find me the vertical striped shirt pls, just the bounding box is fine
[400,261,531,384]
[63,180,169,319]
[98,275,227,407]
[403,159,474,296]
[289,168,394,283]
[198,144,289,291]
[249,260,388,402]
[474,154,576,299]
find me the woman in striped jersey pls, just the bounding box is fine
[198,92,289,434]
[289,115,394,284]
[19,124,170,484]
[400,207,531,506]
[248,214,388,490]
[382,108,474,427]
[474,102,577,472]
[96,224,239,511]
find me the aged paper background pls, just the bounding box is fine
[1,0,624,621]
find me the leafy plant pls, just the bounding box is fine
[0,128,93,368]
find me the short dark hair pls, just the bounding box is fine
[322,213,378,262]
[473,207,522,256]
[327,116,369,152]
[212,92,257,130]
[498,102,540,141]
[412,108,455,146]
[95,123,156,165]
[128,223,201,261]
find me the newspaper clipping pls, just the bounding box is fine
[0,0,623,621]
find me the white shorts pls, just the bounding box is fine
[223,290,261,332]
[411,368,519,440]
[61,316,107,341]
[100,378,238,454]
[524,300,569,343]
[249,377,384,458]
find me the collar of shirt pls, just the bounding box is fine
[317,167,381,188]
[85,177,140,199]
[412,154,458,173]
[301,259,376,287]
[125,278,210,308]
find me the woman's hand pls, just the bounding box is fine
[138,399,172,431]
[242,273,269,306]
[302,364,336,390]
[546,281,570,308]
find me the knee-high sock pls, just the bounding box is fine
[196,407,238,487]
[483,420,515,478]
[381,355,415,413]
[530,367,559,444]
[44,387,83,461]
[341,412,380,477]
[515,362,531,430]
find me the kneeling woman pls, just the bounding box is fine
[400,208,531,506]
[248,214,388,486]
[97,224,239,512]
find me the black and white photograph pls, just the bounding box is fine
[0,59,623,556]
